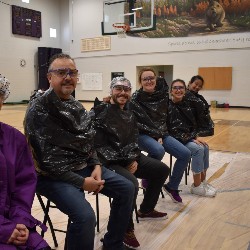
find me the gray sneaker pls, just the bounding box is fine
[190,183,216,197]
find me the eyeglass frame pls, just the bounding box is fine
[171,86,186,90]
[141,76,156,82]
[112,85,132,92]
[48,68,79,78]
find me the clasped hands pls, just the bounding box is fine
[82,165,105,195]
[7,224,29,246]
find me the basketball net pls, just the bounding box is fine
[113,23,130,38]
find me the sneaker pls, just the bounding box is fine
[190,183,216,197]
[203,180,217,193]
[141,179,148,190]
[163,184,182,203]
[123,230,140,249]
[137,209,168,221]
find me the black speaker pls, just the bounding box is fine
[38,47,62,90]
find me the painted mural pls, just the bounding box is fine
[128,0,250,38]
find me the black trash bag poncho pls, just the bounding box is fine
[129,77,169,140]
[24,89,100,188]
[167,98,199,144]
[185,90,214,137]
[92,98,140,168]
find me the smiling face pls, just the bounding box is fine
[188,76,204,93]
[47,58,78,100]
[139,70,156,93]
[171,80,186,103]
[110,80,132,108]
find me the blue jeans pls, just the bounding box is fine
[138,134,191,190]
[185,142,209,174]
[37,166,134,250]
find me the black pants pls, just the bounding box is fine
[108,153,170,231]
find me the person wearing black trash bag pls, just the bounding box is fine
[24,53,135,250]
[185,75,214,137]
[91,77,170,250]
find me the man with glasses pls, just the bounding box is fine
[91,77,170,250]
[24,53,134,250]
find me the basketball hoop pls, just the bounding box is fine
[112,23,130,38]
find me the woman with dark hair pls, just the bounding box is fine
[129,68,191,203]
[168,79,217,197]
[186,75,214,137]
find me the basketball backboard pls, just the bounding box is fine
[101,0,156,35]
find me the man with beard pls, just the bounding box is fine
[24,54,135,250]
[91,77,170,250]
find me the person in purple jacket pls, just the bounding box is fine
[0,74,50,250]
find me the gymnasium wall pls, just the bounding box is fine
[0,0,64,103]
[0,0,250,107]
[68,1,250,107]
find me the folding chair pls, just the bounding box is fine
[36,193,71,250]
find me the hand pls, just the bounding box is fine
[91,165,102,181]
[127,161,138,174]
[83,177,105,195]
[193,137,208,146]
[90,165,104,194]
[103,96,111,103]
[7,224,29,245]
[158,138,163,144]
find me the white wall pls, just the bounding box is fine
[0,0,63,102]
[1,0,250,107]
[69,1,250,107]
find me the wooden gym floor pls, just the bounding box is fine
[1,104,250,250]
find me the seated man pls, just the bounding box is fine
[0,75,50,250]
[91,77,170,250]
[24,54,134,250]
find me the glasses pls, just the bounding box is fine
[48,68,79,78]
[172,86,185,90]
[113,85,131,92]
[141,76,156,82]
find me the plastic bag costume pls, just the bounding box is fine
[25,88,100,188]
[129,77,169,139]
[185,90,214,136]
[92,98,140,167]
[167,99,199,144]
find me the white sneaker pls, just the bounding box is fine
[203,180,217,194]
[191,183,216,197]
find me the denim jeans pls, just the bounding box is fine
[36,166,134,250]
[138,134,191,190]
[108,153,169,231]
[185,141,209,174]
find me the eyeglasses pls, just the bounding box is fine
[172,86,185,90]
[141,76,156,82]
[113,85,131,92]
[48,68,79,78]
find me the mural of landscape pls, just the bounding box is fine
[128,0,250,38]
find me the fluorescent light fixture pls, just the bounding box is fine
[50,28,57,38]
[132,7,143,11]
[22,0,30,3]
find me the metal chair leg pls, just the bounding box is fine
[96,194,100,233]
[36,194,58,247]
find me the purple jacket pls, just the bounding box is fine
[0,122,48,249]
